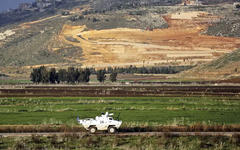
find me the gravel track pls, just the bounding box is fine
[1,132,240,137]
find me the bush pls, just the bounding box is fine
[61,11,70,16]
[70,15,84,22]
[92,17,99,22]
[110,72,117,82]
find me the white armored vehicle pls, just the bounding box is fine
[77,112,122,133]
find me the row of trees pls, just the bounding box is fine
[30,65,192,84]
[79,65,192,75]
[30,66,118,84]
[104,65,193,74]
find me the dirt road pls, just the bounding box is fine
[1,132,239,137]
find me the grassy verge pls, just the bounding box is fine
[0,97,239,126]
[0,79,32,85]
[0,134,240,150]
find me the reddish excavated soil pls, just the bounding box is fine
[58,11,240,68]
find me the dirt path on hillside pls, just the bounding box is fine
[59,11,240,68]
[18,15,60,29]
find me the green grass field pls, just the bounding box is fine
[0,97,239,126]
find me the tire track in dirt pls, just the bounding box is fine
[1,132,240,137]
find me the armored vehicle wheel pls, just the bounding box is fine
[108,126,116,134]
[89,126,97,133]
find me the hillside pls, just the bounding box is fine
[207,48,240,70]
[0,1,240,79]
[59,11,240,69]
[182,48,240,80]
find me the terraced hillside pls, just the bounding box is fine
[59,11,240,68]
[0,3,240,79]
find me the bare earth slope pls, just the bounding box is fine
[59,11,240,68]
[1,5,240,79]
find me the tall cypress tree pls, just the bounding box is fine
[58,69,67,83]
[49,68,57,84]
[97,69,106,83]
